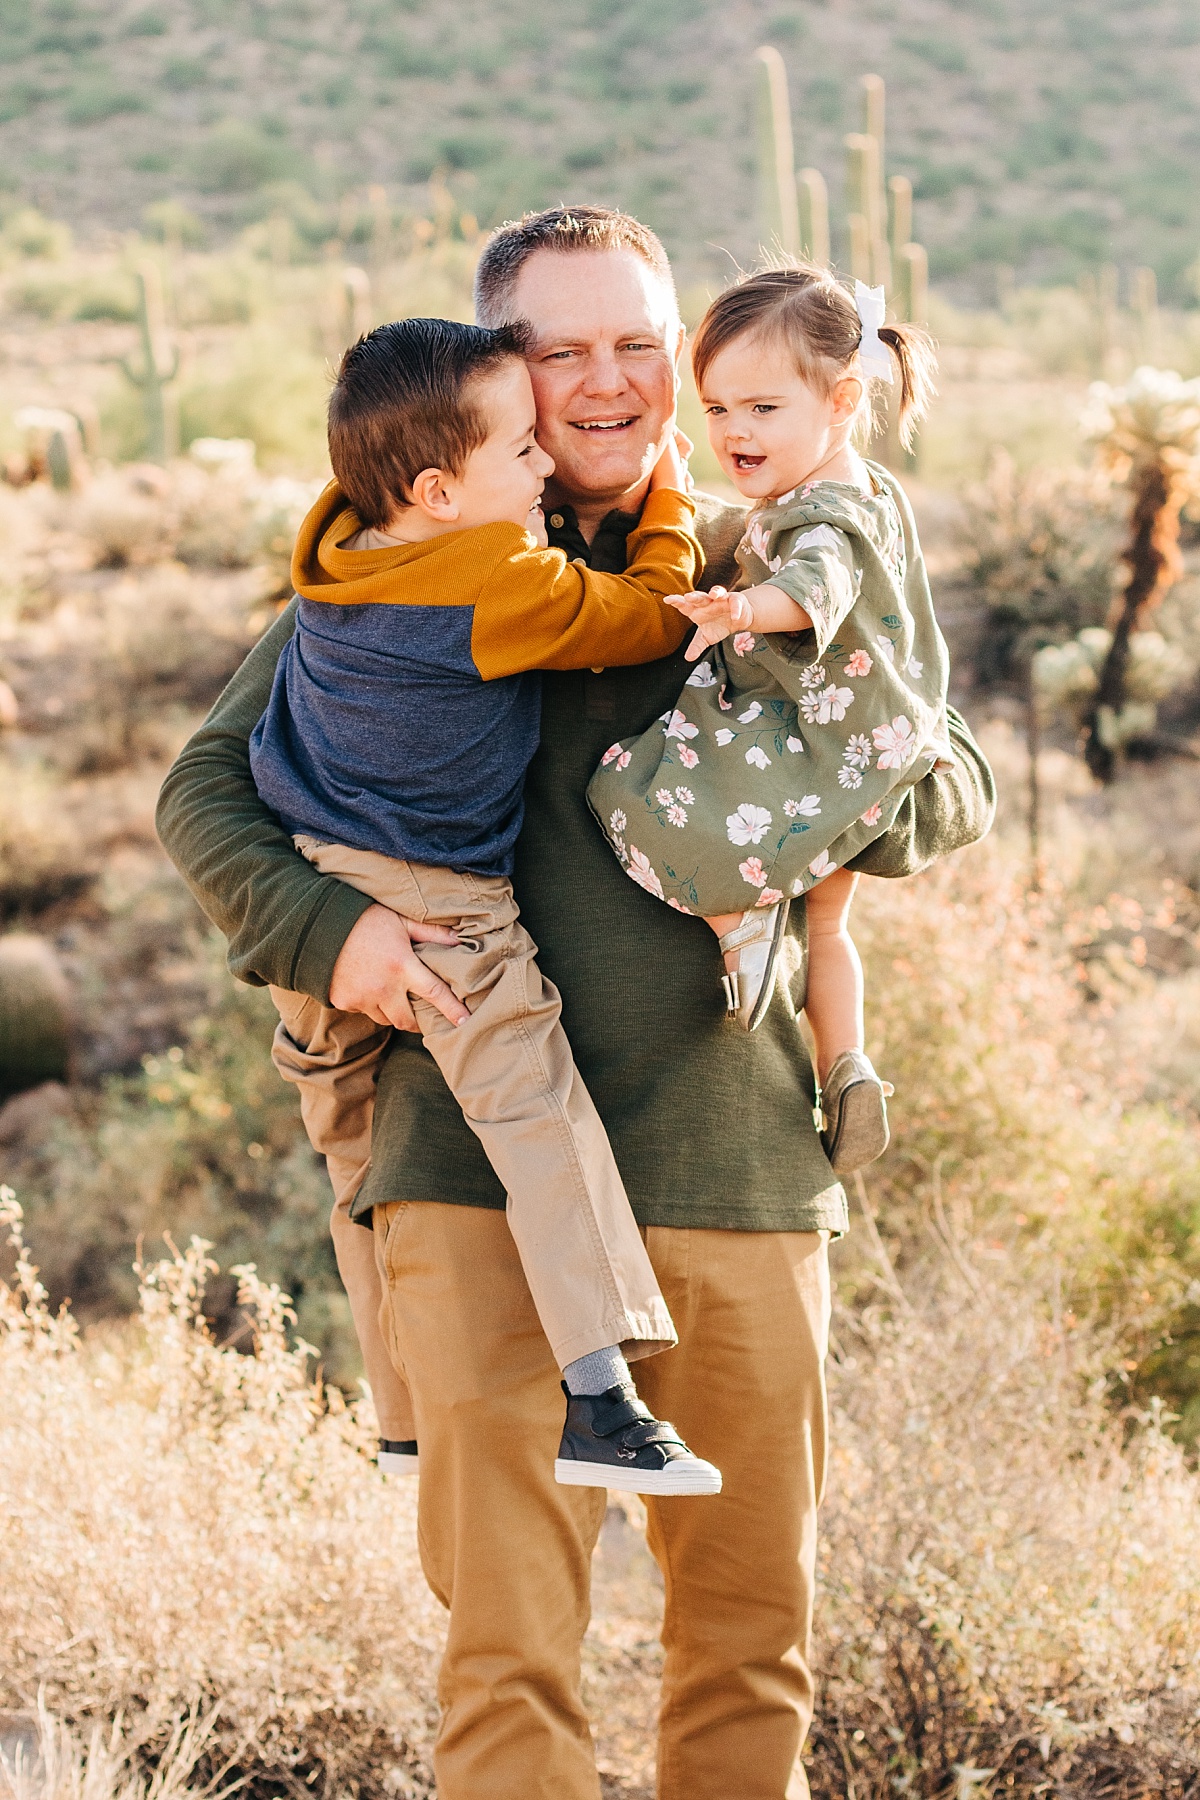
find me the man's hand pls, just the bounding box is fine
[329,903,470,1032]
[666,585,755,660]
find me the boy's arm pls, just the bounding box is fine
[470,487,700,678]
[156,600,375,997]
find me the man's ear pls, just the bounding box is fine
[409,466,460,522]
[672,319,687,389]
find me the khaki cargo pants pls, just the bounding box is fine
[270,838,676,1437]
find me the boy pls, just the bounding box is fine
[250,315,720,1495]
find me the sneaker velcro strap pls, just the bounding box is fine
[589,1387,656,1438]
[618,1418,686,1452]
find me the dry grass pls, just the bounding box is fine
[0,1196,443,1800]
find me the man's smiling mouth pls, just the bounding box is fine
[570,418,637,431]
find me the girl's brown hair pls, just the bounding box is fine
[690,263,936,451]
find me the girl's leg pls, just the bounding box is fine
[801,869,862,1085]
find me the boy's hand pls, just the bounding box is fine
[329,904,470,1032]
[666,585,754,661]
[649,429,694,494]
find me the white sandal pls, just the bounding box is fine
[718,900,791,1032]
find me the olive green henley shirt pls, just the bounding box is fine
[156,490,995,1235]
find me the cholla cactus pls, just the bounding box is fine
[1034,627,1191,751]
[1079,366,1200,779]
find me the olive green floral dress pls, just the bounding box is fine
[587,460,950,916]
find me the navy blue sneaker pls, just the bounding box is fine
[554,1383,721,1496]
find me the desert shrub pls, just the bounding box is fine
[3,945,359,1380]
[850,845,1200,1346]
[809,1264,1200,1798]
[960,454,1124,688]
[0,761,96,916]
[0,1199,443,1798]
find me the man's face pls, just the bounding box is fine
[506,247,685,512]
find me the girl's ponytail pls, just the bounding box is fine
[877,323,937,451]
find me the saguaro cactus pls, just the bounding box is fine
[119,263,180,464]
[797,168,830,265]
[754,45,800,256]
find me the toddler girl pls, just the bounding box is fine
[588,266,948,1173]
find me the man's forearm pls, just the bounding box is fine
[156,600,371,998]
[847,706,996,879]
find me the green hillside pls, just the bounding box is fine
[1,0,1200,298]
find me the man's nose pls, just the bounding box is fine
[579,348,628,397]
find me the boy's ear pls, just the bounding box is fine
[409,466,459,521]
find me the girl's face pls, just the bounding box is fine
[698,332,863,501]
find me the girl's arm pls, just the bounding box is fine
[667,583,810,661]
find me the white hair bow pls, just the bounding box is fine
[854,281,894,383]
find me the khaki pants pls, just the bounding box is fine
[270,839,675,1405]
[374,1200,830,1800]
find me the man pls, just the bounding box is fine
[157,206,994,1799]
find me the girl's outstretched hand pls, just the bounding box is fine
[666,585,754,660]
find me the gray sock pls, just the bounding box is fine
[563,1344,631,1396]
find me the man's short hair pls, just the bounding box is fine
[329,316,531,527]
[474,204,678,327]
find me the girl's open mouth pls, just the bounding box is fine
[734,454,767,470]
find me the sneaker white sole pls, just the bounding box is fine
[554,1458,722,1496]
[378,1449,420,1476]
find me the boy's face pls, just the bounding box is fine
[451,360,556,543]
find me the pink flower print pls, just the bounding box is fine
[799,664,826,689]
[843,733,872,769]
[837,765,863,789]
[609,809,627,833]
[874,635,897,664]
[739,856,768,888]
[746,517,772,562]
[685,659,717,687]
[678,744,700,768]
[873,715,917,770]
[800,684,854,725]
[737,701,763,723]
[786,735,804,753]
[617,751,631,770]
[745,745,772,769]
[906,656,924,679]
[626,845,664,899]
[655,788,673,806]
[715,728,736,747]
[775,486,798,505]
[717,684,733,711]
[860,802,883,826]
[756,887,784,906]
[600,742,624,766]
[726,803,773,846]
[667,897,693,913]
[667,804,688,827]
[675,786,695,805]
[663,709,699,741]
[808,850,838,882]
[844,650,873,677]
[784,795,821,818]
[733,631,757,657]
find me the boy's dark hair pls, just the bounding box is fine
[329,315,532,526]
[474,204,677,326]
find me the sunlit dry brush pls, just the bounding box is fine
[0,1193,444,1800]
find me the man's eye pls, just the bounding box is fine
[543,350,575,362]
[621,341,655,352]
